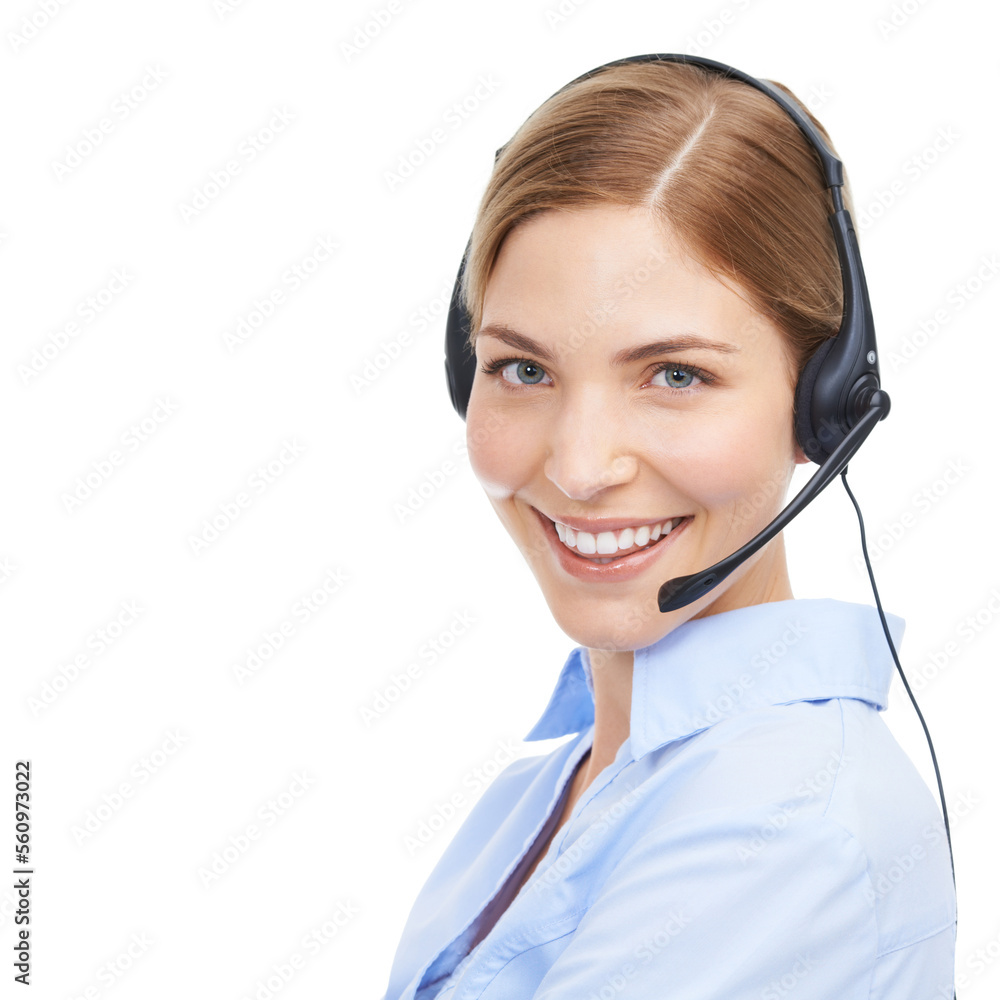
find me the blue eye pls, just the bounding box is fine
[650,362,711,390]
[656,367,695,388]
[508,360,546,385]
[480,357,551,386]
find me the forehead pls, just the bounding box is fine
[481,206,784,364]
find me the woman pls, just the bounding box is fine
[382,55,957,999]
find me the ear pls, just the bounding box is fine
[793,442,811,465]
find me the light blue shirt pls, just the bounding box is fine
[381,598,957,999]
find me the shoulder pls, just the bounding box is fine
[622,696,956,959]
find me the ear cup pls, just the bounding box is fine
[793,337,835,464]
[444,250,475,421]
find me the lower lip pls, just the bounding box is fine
[531,507,690,584]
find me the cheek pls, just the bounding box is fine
[466,399,532,500]
[649,398,797,511]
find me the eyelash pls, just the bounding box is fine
[478,356,718,394]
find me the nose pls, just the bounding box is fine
[542,396,639,504]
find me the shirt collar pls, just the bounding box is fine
[522,598,904,759]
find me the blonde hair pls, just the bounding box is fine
[459,60,855,379]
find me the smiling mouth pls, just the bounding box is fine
[543,513,691,563]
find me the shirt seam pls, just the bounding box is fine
[821,699,849,819]
[818,699,880,997]
[819,699,953,963]
[470,908,587,996]
[814,809,954,964]
[876,917,957,960]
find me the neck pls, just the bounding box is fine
[583,537,795,784]
[580,646,633,784]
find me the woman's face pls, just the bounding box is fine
[466,205,809,652]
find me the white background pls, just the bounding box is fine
[3,0,997,996]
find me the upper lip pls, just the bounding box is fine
[533,506,684,534]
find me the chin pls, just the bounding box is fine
[537,587,676,653]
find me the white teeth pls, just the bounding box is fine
[551,517,682,558]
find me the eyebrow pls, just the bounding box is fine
[477,324,740,366]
